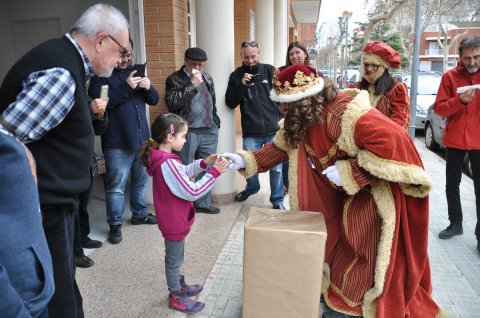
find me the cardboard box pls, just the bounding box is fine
[243,207,327,318]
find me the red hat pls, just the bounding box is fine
[362,41,400,69]
[270,64,325,103]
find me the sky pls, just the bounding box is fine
[317,0,373,46]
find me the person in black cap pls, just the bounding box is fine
[165,48,221,214]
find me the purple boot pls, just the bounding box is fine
[180,275,204,297]
[169,289,205,314]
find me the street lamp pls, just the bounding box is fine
[328,35,336,80]
[342,9,353,88]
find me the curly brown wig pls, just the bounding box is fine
[283,77,338,148]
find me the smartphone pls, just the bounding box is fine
[133,62,147,77]
[100,85,109,103]
[247,74,261,85]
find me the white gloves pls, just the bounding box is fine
[220,153,245,170]
[322,165,342,186]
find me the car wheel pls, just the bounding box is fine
[425,123,439,151]
[463,156,473,178]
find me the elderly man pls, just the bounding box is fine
[225,41,285,210]
[435,36,480,252]
[165,47,221,214]
[0,4,129,317]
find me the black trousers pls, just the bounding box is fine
[445,147,480,240]
[42,204,84,318]
[73,181,93,256]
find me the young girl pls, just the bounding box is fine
[139,113,228,314]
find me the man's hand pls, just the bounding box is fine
[90,98,107,118]
[220,153,245,170]
[322,165,342,186]
[241,73,253,86]
[138,77,151,90]
[126,70,143,89]
[459,88,479,105]
[191,69,203,87]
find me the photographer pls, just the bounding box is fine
[225,41,284,210]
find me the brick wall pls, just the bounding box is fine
[233,0,255,134]
[144,0,189,122]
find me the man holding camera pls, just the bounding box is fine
[225,41,284,210]
[88,38,159,245]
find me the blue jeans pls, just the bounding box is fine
[243,135,283,205]
[104,148,149,225]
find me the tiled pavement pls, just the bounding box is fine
[80,137,480,318]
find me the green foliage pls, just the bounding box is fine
[349,21,410,69]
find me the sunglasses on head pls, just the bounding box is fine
[241,41,258,48]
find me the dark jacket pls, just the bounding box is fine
[225,63,280,137]
[0,36,93,207]
[0,123,54,317]
[88,66,159,152]
[165,66,220,128]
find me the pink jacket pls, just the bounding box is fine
[146,149,220,240]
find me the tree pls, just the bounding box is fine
[362,0,409,44]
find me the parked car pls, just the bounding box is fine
[404,71,442,130]
[424,105,473,177]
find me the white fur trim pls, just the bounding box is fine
[270,77,325,103]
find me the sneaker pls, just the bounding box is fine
[273,203,286,210]
[234,190,251,202]
[108,224,122,244]
[438,223,463,239]
[169,289,205,314]
[180,275,203,297]
[131,213,157,225]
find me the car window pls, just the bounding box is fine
[417,75,442,95]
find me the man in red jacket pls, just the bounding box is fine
[434,36,480,252]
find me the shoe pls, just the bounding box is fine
[322,308,357,318]
[75,255,94,268]
[180,275,203,297]
[81,238,103,249]
[235,190,252,202]
[195,206,220,214]
[131,212,157,225]
[438,223,463,239]
[108,224,122,244]
[273,203,286,210]
[169,288,205,314]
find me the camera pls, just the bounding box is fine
[247,74,261,85]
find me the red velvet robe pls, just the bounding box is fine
[240,90,446,318]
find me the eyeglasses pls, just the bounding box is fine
[107,34,128,58]
[241,41,258,48]
[364,63,380,71]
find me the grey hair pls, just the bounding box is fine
[458,36,480,56]
[70,3,129,38]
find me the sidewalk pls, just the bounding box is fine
[77,138,480,318]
